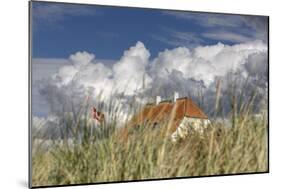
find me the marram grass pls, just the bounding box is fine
[32,114,268,187]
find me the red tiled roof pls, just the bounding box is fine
[129,97,208,132]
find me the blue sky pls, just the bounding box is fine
[32,1,268,60]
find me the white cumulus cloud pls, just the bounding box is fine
[113,41,152,95]
[35,40,268,128]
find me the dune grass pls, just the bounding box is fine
[32,111,268,187]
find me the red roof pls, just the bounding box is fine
[129,97,208,132]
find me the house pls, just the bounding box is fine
[129,92,211,142]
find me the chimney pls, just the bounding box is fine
[156,96,161,105]
[174,92,179,102]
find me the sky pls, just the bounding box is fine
[31,1,268,123]
[32,1,268,59]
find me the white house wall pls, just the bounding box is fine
[171,116,210,142]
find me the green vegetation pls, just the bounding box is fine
[32,113,268,187]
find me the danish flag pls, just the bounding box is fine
[92,107,102,122]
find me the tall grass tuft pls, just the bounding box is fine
[32,108,268,187]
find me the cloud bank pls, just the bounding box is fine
[34,40,268,134]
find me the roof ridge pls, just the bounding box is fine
[176,97,191,101]
[159,99,173,104]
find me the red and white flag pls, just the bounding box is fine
[91,107,102,122]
